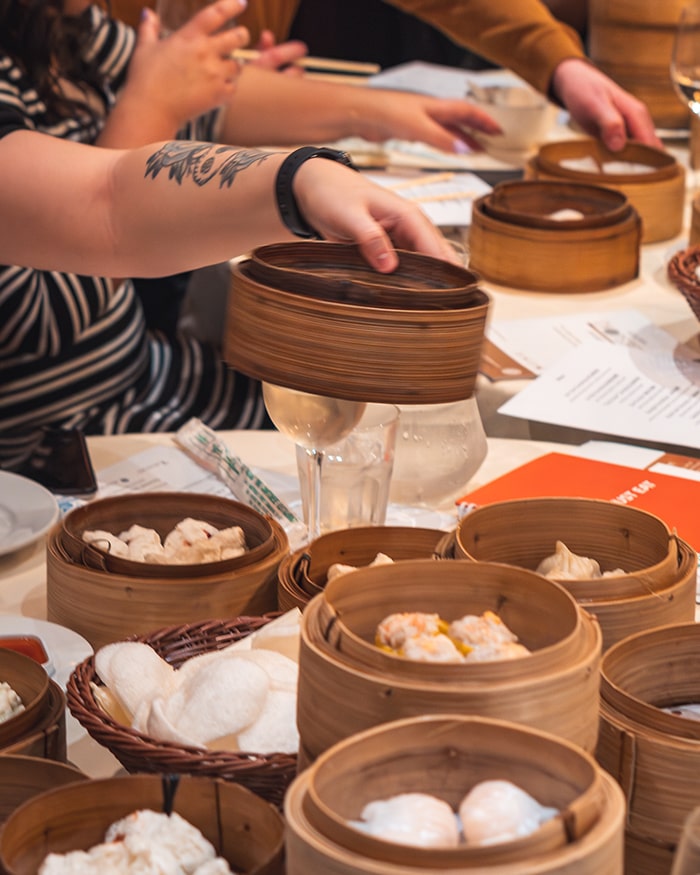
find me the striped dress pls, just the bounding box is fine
[0,7,267,468]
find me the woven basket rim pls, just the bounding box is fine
[66,617,297,803]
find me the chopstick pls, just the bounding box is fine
[407,190,478,203]
[232,49,380,75]
[385,172,456,190]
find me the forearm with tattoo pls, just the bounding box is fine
[144,142,278,187]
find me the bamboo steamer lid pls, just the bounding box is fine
[46,512,289,650]
[597,622,700,875]
[285,715,625,875]
[277,526,447,612]
[526,140,685,243]
[0,774,285,875]
[297,560,602,763]
[588,0,690,129]
[453,497,697,651]
[226,242,490,403]
[468,182,641,292]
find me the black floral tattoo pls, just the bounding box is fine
[144,142,277,188]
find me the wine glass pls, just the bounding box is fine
[671,806,700,874]
[261,383,366,542]
[671,2,700,181]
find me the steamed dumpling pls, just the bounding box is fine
[536,540,624,579]
[459,780,557,845]
[350,793,460,848]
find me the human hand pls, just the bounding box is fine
[551,58,662,151]
[358,89,503,155]
[252,29,308,75]
[120,0,250,135]
[292,159,459,272]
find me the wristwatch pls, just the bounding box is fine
[275,146,358,239]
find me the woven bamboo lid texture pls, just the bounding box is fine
[668,244,700,323]
[226,242,490,403]
[469,180,641,292]
[527,139,685,243]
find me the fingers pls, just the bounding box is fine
[137,7,162,44]
[179,0,246,36]
[254,40,308,72]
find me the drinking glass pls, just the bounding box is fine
[261,382,366,542]
[671,806,700,874]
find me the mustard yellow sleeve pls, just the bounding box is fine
[387,0,586,95]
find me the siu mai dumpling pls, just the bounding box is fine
[459,780,557,846]
[376,612,444,650]
[350,793,460,848]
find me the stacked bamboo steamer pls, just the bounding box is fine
[596,623,700,875]
[285,715,626,875]
[226,242,489,404]
[277,525,447,612]
[588,0,690,129]
[297,559,602,767]
[469,179,641,292]
[449,497,697,651]
[46,493,288,649]
[526,140,685,244]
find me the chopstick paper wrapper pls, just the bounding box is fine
[175,419,305,538]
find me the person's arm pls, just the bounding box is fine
[219,65,501,153]
[0,131,456,276]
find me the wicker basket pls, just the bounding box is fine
[597,622,700,875]
[285,715,625,875]
[0,774,284,875]
[226,242,490,404]
[468,180,641,292]
[47,496,289,650]
[0,756,85,825]
[451,497,697,650]
[297,559,602,765]
[67,617,297,808]
[668,243,700,323]
[277,526,447,612]
[526,139,685,243]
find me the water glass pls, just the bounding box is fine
[296,403,399,535]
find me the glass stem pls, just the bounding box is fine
[306,447,324,542]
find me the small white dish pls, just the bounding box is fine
[0,472,59,557]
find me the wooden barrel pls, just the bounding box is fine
[297,560,602,765]
[588,0,690,129]
[597,623,700,875]
[286,715,625,875]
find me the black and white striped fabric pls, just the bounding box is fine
[0,7,267,468]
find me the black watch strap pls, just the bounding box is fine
[275,146,358,239]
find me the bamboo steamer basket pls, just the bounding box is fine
[46,501,289,650]
[588,0,690,129]
[597,622,700,875]
[0,757,85,825]
[297,559,602,765]
[286,715,625,875]
[0,651,49,750]
[277,526,447,612]
[59,492,276,578]
[226,242,490,404]
[468,182,640,292]
[0,680,67,763]
[67,617,297,808]
[690,197,700,248]
[527,140,685,243]
[452,497,697,650]
[0,774,285,875]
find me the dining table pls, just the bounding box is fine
[1,429,594,779]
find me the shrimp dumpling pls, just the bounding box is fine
[351,793,460,848]
[459,780,557,846]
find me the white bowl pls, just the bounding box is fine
[467,84,558,157]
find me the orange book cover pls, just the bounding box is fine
[457,453,700,551]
